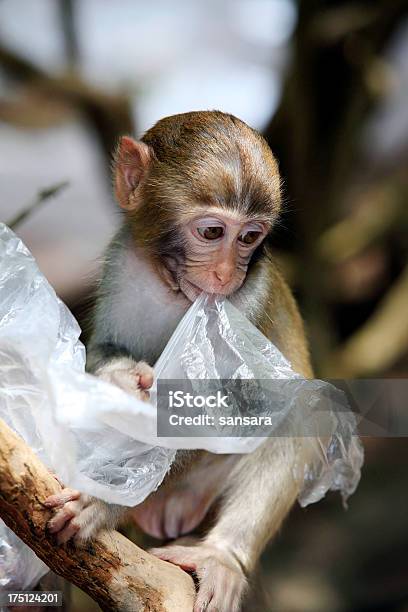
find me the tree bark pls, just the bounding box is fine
[0,418,195,612]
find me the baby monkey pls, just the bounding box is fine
[45,111,312,612]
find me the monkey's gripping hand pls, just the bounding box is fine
[94,356,154,401]
[44,357,154,543]
[45,489,127,544]
[150,540,247,612]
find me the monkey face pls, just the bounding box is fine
[176,209,269,301]
[113,112,282,302]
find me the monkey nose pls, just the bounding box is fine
[214,269,233,285]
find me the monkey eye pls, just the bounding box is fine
[197,226,225,240]
[238,230,262,245]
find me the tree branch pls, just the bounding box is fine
[318,177,406,263]
[0,42,134,176]
[325,264,408,377]
[0,418,195,612]
[8,182,69,229]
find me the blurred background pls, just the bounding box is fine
[0,0,407,610]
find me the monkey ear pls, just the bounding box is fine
[114,136,152,210]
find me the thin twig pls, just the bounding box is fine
[7,181,69,229]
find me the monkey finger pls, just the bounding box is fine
[44,488,80,508]
[48,506,76,533]
[197,561,246,612]
[56,520,80,545]
[72,504,107,543]
[135,361,154,389]
[209,575,240,612]
[139,371,153,390]
[149,545,198,572]
[132,499,166,539]
[163,513,183,540]
[194,593,213,612]
[162,498,202,540]
[194,580,236,612]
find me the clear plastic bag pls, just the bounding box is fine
[0,223,363,584]
[0,520,48,591]
[153,296,364,506]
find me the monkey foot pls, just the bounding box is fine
[150,541,247,612]
[44,489,122,544]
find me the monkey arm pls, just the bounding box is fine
[44,349,155,543]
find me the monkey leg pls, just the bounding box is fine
[150,438,302,612]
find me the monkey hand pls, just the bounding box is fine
[150,540,247,612]
[44,488,126,544]
[95,356,154,401]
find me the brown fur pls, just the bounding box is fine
[115,111,282,255]
[50,111,313,612]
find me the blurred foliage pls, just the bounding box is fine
[265,0,408,377]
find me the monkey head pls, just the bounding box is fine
[113,110,282,301]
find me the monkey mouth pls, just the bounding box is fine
[179,277,240,301]
[179,278,204,302]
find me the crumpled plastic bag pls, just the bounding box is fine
[153,296,364,506]
[0,223,364,588]
[0,521,49,591]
